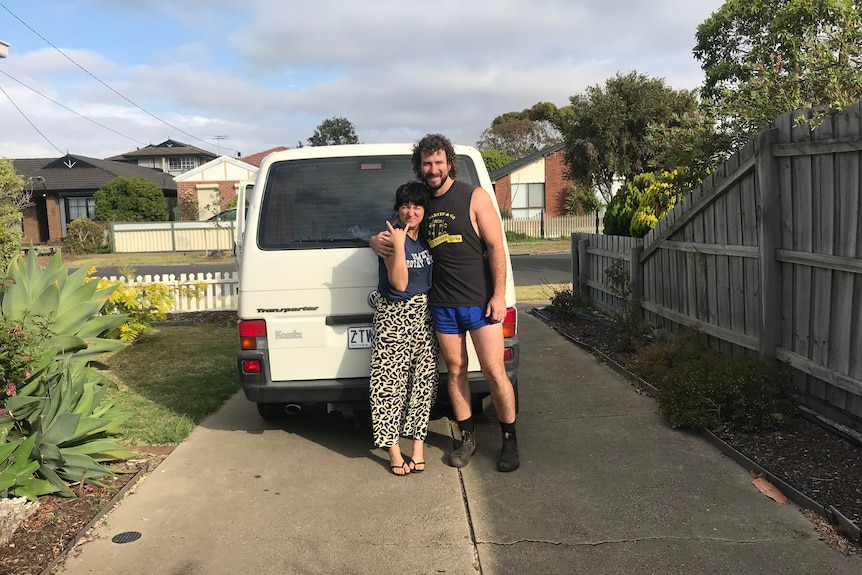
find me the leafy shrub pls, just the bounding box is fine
[98,279,205,342]
[629,169,688,238]
[549,286,586,316]
[94,177,169,222]
[0,158,25,272]
[0,316,40,411]
[602,181,643,236]
[626,330,792,432]
[62,218,109,255]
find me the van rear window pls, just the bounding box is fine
[257,154,479,249]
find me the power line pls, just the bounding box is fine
[0,1,240,155]
[0,69,149,147]
[0,82,63,155]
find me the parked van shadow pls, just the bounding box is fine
[196,391,462,470]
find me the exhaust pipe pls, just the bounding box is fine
[284,404,302,416]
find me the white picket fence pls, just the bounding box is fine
[100,271,239,312]
[503,212,603,238]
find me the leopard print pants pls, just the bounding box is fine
[369,292,439,448]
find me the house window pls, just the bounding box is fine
[67,197,96,222]
[511,183,545,218]
[168,156,196,172]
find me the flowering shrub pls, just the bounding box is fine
[0,317,40,416]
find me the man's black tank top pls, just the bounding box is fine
[426,180,493,307]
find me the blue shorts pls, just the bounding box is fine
[431,305,494,334]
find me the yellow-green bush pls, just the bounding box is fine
[629,168,688,238]
[98,279,205,342]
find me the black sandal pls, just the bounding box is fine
[389,461,410,476]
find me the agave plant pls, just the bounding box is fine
[2,252,126,369]
[0,434,61,501]
[21,359,136,496]
[0,252,134,495]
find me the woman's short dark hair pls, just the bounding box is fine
[393,181,430,212]
[411,133,459,180]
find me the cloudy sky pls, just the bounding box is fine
[0,0,725,161]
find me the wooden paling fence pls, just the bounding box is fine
[573,102,862,424]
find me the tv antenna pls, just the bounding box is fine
[212,135,228,155]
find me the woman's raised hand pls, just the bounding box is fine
[385,220,411,248]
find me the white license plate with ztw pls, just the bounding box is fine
[347,326,373,349]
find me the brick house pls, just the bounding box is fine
[489,143,573,217]
[174,155,258,220]
[173,147,289,220]
[12,155,177,244]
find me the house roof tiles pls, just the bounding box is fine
[488,142,565,181]
[240,146,290,167]
[12,155,178,193]
[106,139,217,161]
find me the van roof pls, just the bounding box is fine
[257,143,482,171]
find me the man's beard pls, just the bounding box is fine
[424,172,449,191]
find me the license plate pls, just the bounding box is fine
[347,326,373,349]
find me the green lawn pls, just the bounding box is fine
[103,324,240,445]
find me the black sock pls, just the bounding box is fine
[500,421,516,437]
[458,418,475,434]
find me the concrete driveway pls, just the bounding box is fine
[54,312,862,575]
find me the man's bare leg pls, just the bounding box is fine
[437,332,476,467]
[470,323,520,471]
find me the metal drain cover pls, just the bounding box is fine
[111,531,142,544]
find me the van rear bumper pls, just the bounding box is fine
[238,339,519,405]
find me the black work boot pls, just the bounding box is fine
[498,432,520,472]
[449,430,476,468]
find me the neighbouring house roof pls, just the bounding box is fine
[174,155,258,183]
[12,155,178,192]
[106,139,217,161]
[488,143,565,181]
[240,146,290,167]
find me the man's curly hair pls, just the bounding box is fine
[411,133,458,180]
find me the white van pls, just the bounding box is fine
[234,143,519,419]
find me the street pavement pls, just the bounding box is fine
[54,311,862,575]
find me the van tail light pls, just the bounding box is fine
[242,359,262,373]
[238,319,267,350]
[502,306,517,338]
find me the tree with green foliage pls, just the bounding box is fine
[480,149,513,173]
[558,72,699,205]
[644,107,731,189]
[0,158,27,270]
[602,180,645,236]
[307,116,360,146]
[94,177,169,222]
[565,182,602,216]
[694,0,862,149]
[477,103,563,159]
